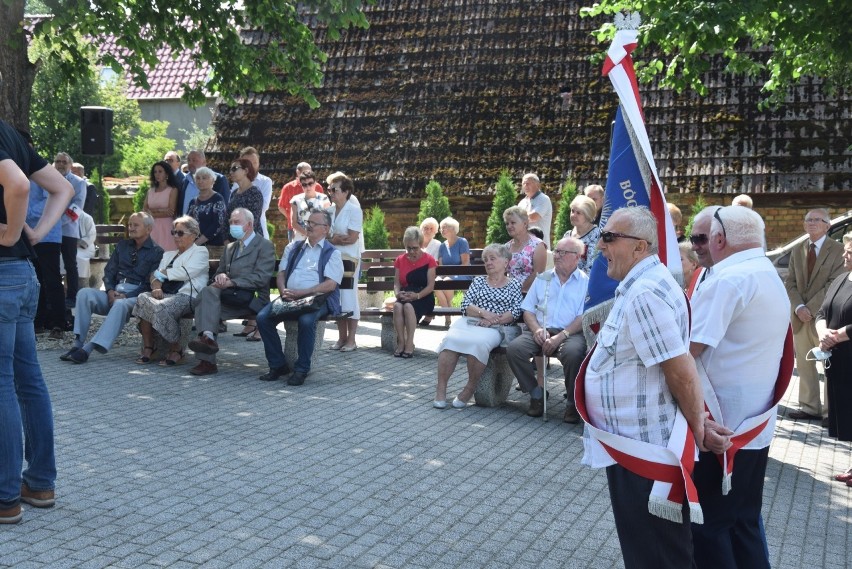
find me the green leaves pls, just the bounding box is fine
[580,0,851,108]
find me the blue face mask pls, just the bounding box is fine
[229,224,245,240]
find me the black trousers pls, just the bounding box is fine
[33,242,65,330]
[606,464,696,569]
[691,447,770,569]
[61,235,79,300]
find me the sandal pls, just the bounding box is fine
[234,325,257,337]
[401,351,414,359]
[246,331,261,342]
[135,346,155,364]
[160,350,185,366]
[394,349,403,357]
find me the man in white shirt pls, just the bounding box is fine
[256,210,343,386]
[579,207,705,568]
[518,173,553,246]
[785,208,845,421]
[507,236,588,419]
[690,206,790,568]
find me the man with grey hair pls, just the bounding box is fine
[256,209,342,385]
[688,206,721,293]
[731,194,753,209]
[53,152,87,309]
[578,206,706,567]
[518,173,553,247]
[786,208,845,421]
[188,208,276,376]
[689,206,790,567]
[507,235,589,420]
[163,151,185,188]
[278,161,323,242]
[177,150,230,216]
[61,212,164,364]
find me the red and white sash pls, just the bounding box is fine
[699,326,794,494]
[575,344,704,525]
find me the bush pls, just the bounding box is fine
[363,206,390,249]
[266,221,275,240]
[553,175,578,238]
[119,120,176,177]
[133,179,149,213]
[485,170,517,245]
[90,168,110,223]
[417,179,452,237]
[685,194,708,237]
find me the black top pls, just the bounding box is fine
[0,120,48,258]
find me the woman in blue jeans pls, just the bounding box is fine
[0,118,73,524]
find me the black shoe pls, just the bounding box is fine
[59,348,78,361]
[259,365,291,382]
[287,371,308,386]
[67,348,89,364]
[527,397,544,417]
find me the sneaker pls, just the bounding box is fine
[0,504,22,524]
[21,484,55,508]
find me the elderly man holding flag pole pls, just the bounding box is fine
[574,14,706,568]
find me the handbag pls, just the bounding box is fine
[269,293,328,320]
[466,317,521,347]
[161,279,182,295]
[220,287,255,308]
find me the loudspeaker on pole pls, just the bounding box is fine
[80,106,114,156]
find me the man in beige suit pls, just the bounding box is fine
[786,208,845,421]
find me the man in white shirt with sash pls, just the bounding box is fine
[689,206,792,569]
[577,206,706,568]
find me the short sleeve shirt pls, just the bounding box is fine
[0,120,48,258]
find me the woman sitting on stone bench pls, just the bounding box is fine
[434,243,522,409]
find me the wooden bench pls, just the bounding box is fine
[87,224,127,287]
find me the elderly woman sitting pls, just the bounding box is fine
[434,243,522,408]
[393,226,437,358]
[132,216,209,366]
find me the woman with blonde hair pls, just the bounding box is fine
[503,206,547,293]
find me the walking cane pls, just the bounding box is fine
[535,271,553,422]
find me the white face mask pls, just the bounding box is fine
[806,347,832,369]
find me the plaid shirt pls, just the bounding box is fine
[582,256,690,468]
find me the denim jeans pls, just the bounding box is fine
[257,301,329,373]
[0,260,56,508]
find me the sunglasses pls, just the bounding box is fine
[714,209,727,237]
[170,230,191,237]
[230,165,243,172]
[300,180,316,187]
[689,234,708,245]
[600,231,642,243]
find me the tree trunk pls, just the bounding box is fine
[0,0,38,130]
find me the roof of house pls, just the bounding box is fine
[204,1,847,196]
[95,36,211,100]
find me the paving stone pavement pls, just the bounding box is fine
[1,319,850,568]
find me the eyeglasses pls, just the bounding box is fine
[405,246,421,252]
[600,231,643,243]
[804,218,828,224]
[230,166,243,172]
[130,250,138,266]
[170,230,191,237]
[713,209,727,237]
[300,181,316,187]
[553,249,580,257]
[304,220,327,228]
[689,234,708,245]
[54,159,68,164]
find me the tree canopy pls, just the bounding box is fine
[581,0,852,107]
[1,0,373,128]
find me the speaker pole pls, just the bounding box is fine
[97,156,105,223]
